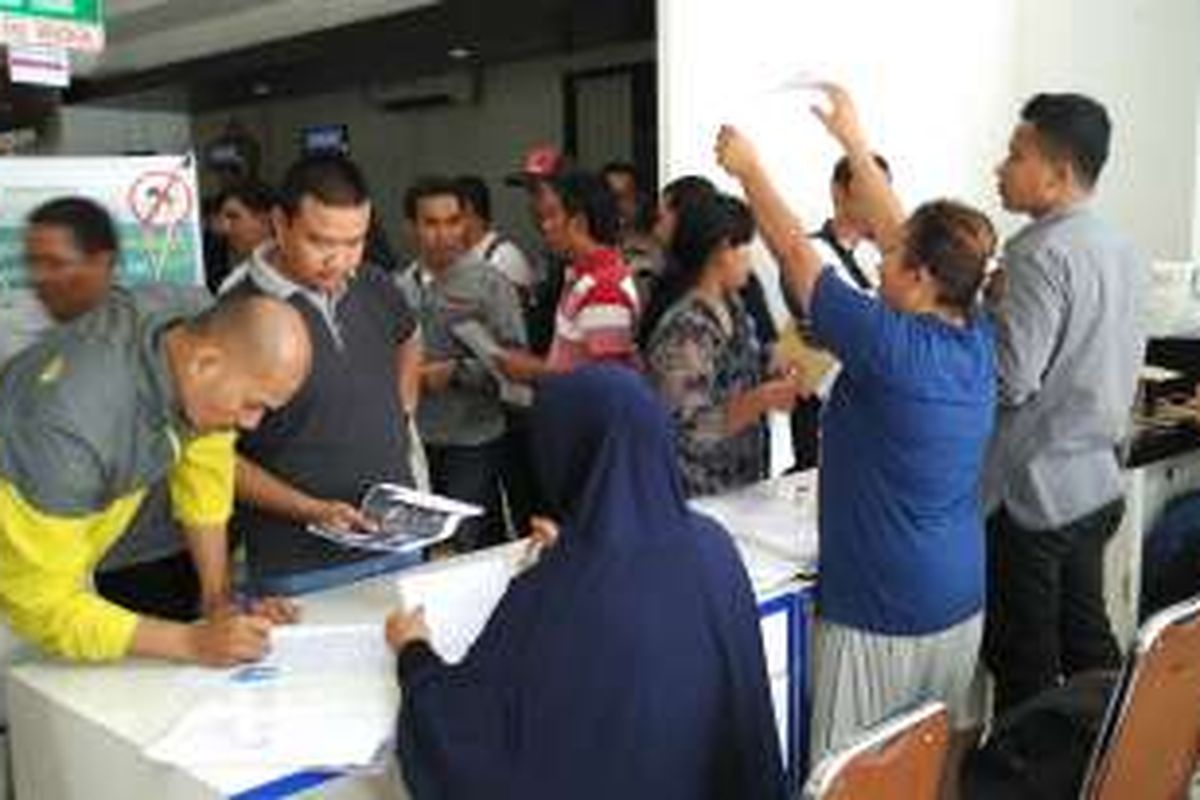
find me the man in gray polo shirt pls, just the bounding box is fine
[225,155,423,596]
[398,177,526,551]
[983,93,1147,713]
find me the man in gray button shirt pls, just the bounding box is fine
[398,177,527,551]
[983,93,1147,713]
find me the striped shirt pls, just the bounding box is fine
[546,247,640,372]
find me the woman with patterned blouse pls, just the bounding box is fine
[645,193,801,496]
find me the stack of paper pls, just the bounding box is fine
[146,624,395,770]
[690,471,818,575]
[735,539,807,591]
[395,541,527,664]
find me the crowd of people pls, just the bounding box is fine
[0,82,1146,798]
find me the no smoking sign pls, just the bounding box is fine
[128,170,192,228]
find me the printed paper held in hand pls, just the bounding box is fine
[396,540,528,664]
[145,624,395,769]
[450,319,534,407]
[307,483,482,553]
[774,322,840,399]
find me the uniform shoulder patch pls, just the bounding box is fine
[37,355,65,384]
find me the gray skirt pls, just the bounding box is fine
[809,613,985,764]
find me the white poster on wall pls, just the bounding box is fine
[7,44,70,88]
[0,154,205,362]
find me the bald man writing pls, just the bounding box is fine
[0,289,311,665]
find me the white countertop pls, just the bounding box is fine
[5,473,820,798]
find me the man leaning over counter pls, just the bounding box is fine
[0,291,309,664]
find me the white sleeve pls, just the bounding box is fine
[491,242,535,289]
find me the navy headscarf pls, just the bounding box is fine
[395,366,786,800]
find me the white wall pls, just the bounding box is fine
[1195,88,1200,258]
[660,0,1014,236]
[193,41,654,259]
[1011,0,1200,260]
[659,0,1200,263]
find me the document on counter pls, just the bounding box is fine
[396,540,527,664]
[690,472,818,575]
[258,623,393,674]
[735,539,805,592]
[146,624,396,770]
[450,319,534,407]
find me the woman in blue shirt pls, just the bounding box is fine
[716,83,997,795]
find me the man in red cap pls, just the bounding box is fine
[505,144,569,355]
[505,144,567,189]
[500,169,640,379]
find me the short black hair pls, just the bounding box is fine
[902,199,996,314]
[278,154,370,217]
[454,175,491,222]
[1021,92,1111,188]
[218,180,277,215]
[27,196,119,256]
[404,175,463,221]
[601,161,639,186]
[832,153,891,188]
[670,193,755,275]
[640,193,755,345]
[548,171,621,246]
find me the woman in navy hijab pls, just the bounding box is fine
[386,365,786,800]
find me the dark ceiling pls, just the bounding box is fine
[68,0,654,112]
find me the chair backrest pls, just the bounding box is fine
[1080,594,1200,800]
[802,701,949,800]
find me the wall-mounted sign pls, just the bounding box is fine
[0,0,104,54]
[0,154,204,362]
[301,124,350,157]
[7,44,69,87]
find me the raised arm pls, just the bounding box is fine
[809,82,905,252]
[715,126,825,312]
[716,83,907,315]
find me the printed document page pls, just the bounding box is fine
[146,624,395,769]
[396,541,527,664]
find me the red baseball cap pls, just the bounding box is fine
[505,144,566,187]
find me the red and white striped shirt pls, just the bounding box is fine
[547,247,640,372]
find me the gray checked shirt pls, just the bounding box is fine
[983,204,1148,530]
[398,254,527,447]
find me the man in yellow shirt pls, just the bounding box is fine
[0,290,311,664]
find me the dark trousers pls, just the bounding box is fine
[500,407,545,537]
[789,397,822,472]
[426,439,506,552]
[983,500,1125,713]
[95,551,200,622]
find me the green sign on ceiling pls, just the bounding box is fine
[0,0,105,52]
